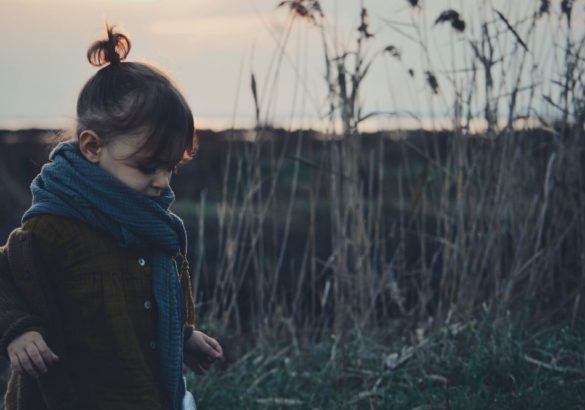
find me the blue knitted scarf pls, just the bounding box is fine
[22,140,187,410]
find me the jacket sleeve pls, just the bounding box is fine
[0,241,45,359]
[2,224,84,409]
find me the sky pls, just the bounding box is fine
[0,0,583,131]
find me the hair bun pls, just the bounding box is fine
[87,23,131,67]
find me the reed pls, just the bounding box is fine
[194,0,585,347]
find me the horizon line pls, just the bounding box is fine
[0,116,550,135]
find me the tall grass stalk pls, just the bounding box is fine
[196,0,585,346]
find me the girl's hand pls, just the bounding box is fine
[183,330,223,375]
[7,330,59,378]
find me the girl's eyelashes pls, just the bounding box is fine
[136,163,179,175]
[138,164,158,175]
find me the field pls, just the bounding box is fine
[1,123,584,408]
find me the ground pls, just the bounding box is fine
[189,319,585,410]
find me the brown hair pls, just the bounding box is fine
[76,23,198,166]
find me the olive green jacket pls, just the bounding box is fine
[0,215,197,410]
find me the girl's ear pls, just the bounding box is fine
[79,130,104,163]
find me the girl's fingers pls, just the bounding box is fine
[25,345,48,374]
[193,340,221,359]
[16,351,39,378]
[183,355,197,368]
[186,349,217,365]
[184,354,211,374]
[6,332,61,378]
[203,335,223,356]
[185,359,204,374]
[8,353,23,375]
[193,357,211,370]
[33,339,59,365]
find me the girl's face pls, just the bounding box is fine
[97,134,176,197]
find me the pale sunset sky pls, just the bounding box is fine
[0,0,582,131]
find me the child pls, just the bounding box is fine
[0,24,222,410]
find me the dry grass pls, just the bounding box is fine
[190,1,585,346]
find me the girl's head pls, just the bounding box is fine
[75,23,197,197]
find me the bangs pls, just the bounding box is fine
[126,80,196,166]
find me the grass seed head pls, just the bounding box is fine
[384,45,402,60]
[561,0,574,27]
[435,9,466,32]
[539,0,550,16]
[277,0,323,25]
[425,71,439,94]
[451,19,466,32]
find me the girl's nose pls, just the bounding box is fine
[152,169,171,190]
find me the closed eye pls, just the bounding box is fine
[137,164,179,175]
[138,164,158,175]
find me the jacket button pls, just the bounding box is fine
[144,301,152,310]
[138,258,146,266]
[149,340,157,350]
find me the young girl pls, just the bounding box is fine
[0,24,222,410]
